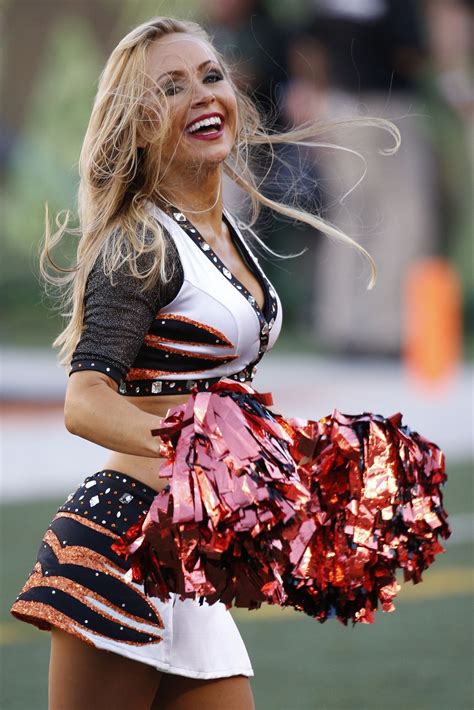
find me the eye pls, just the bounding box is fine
[162,81,182,97]
[204,70,224,84]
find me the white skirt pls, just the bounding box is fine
[73,590,254,680]
[10,469,254,679]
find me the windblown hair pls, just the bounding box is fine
[40,16,400,369]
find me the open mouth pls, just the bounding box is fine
[185,115,225,138]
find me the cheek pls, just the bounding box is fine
[225,95,239,137]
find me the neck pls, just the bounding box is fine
[160,164,224,235]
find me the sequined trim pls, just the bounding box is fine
[125,359,238,381]
[16,565,164,642]
[41,527,123,575]
[144,334,233,350]
[154,314,234,347]
[11,599,163,648]
[140,340,238,361]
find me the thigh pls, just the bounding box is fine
[49,628,162,710]
[152,673,255,710]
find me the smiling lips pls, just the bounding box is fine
[185,113,225,141]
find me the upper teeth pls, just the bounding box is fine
[187,116,222,133]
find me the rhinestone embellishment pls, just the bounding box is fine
[151,381,162,394]
[173,212,186,222]
[223,268,232,279]
[119,493,134,504]
[89,495,99,507]
[201,243,210,251]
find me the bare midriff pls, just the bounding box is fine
[101,382,253,493]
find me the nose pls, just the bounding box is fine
[191,81,215,107]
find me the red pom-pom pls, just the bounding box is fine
[115,380,451,625]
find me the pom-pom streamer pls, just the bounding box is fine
[112,379,451,625]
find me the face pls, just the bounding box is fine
[143,33,238,180]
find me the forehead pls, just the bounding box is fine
[146,34,219,76]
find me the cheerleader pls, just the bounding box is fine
[10,16,450,710]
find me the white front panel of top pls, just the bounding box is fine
[149,206,263,379]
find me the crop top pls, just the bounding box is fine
[69,203,282,396]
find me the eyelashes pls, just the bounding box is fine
[161,70,224,97]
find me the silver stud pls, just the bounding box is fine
[89,495,99,507]
[116,512,121,518]
[52,590,56,594]
[135,386,140,393]
[106,367,110,372]
[201,243,210,251]
[169,382,175,388]
[151,381,162,394]
[90,362,95,367]
[223,268,232,279]
[105,488,111,494]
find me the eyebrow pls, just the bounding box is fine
[156,60,222,83]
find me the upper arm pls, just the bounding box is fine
[68,233,183,388]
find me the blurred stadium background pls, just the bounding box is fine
[1,1,472,708]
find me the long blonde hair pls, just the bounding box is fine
[40,16,400,369]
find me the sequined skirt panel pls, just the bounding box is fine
[10,470,253,679]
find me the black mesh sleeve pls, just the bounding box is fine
[69,231,183,385]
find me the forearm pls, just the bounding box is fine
[64,380,162,457]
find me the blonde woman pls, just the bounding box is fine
[10,16,405,710]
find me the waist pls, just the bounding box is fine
[104,378,257,491]
[118,365,257,397]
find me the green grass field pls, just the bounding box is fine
[1,462,472,710]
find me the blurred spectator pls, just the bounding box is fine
[202,0,289,127]
[422,0,473,341]
[425,0,474,121]
[285,0,442,356]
